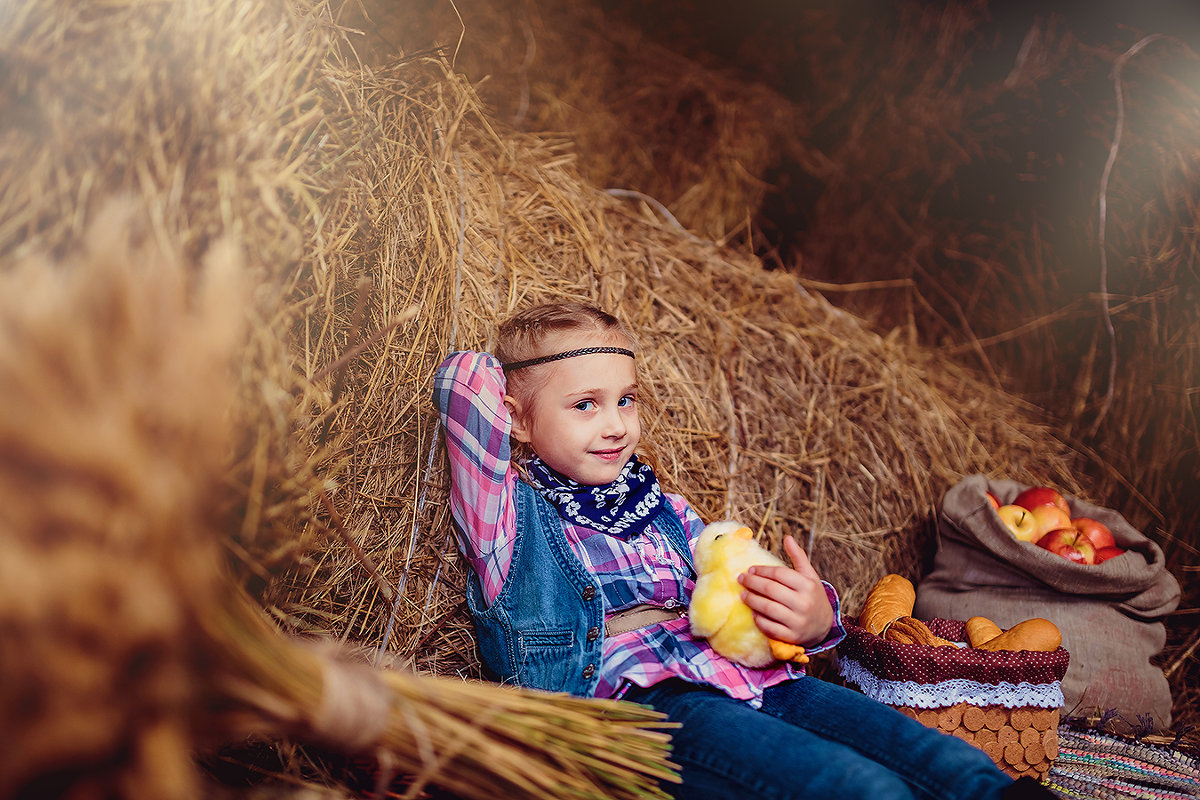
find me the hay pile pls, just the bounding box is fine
[263,2,1087,657]
[373,0,1200,730]
[371,0,1200,552]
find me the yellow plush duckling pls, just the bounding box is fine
[690,521,809,668]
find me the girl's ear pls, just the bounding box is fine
[505,394,533,443]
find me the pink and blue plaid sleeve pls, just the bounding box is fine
[433,351,518,602]
[807,582,846,653]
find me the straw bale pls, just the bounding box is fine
[0,0,354,267]
[0,0,359,586]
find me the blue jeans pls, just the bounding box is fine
[623,678,1015,800]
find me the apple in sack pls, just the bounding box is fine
[1013,486,1071,516]
[1036,527,1096,564]
[997,504,1039,542]
[1072,517,1116,550]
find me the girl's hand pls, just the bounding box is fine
[738,536,834,647]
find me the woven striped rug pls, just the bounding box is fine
[1044,728,1200,799]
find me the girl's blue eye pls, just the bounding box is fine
[574,400,595,412]
[618,395,635,407]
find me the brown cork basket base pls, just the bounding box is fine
[895,702,1060,779]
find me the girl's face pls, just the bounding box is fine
[506,332,640,486]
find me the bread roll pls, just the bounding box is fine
[858,574,916,634]
[966,616,1004,648]
[884,616,958,647]
[974,618,1062,652]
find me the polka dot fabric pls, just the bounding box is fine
[839,617,1069,685]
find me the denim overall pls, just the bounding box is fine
[464,479,693,696]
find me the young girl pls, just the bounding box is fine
[433,302,1052,800]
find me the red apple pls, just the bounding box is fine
[1072,517,1116,550]
[997,504,1039,542]
[1030,505,1072,539]
[1036,527,1096,564]
[985,491,1001,510]
[1093,545,1126,563]
[1014,486,1071,516]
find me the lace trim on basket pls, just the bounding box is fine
[839,657,1065,709]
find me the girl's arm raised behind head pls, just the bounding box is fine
[433,351,520,603]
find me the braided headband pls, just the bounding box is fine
[502,346,635,372]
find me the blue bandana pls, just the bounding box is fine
[526,454,664,539]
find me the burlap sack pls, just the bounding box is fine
[914,475,1180,726]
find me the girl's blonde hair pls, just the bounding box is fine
[496,301,635,402]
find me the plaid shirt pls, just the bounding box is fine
[434,351,846,707]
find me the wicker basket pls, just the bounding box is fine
[838,617,1070,779]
